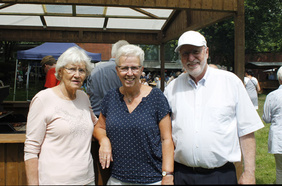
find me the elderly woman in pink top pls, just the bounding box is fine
[24,46,98,185]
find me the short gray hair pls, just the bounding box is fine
[277,66,282,84]
[115,44,144,66]
[55,46,92,80]
[111,40,129,58]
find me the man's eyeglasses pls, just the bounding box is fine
[180,47,205,58]
[117,66,141,73]
[64,67,86,75]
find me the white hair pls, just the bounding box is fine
[111,40,129,58]
[115,44,145,66]
[277,66,282,84]
[55,46,92,80]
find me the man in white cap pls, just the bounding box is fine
[164,30,264,184]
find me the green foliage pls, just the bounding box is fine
[245,0,282,53]
[140,42,178,62]
[188,0,282,67]
[140,44,159,61]
[164,40,179,62]
[140,0,282,66]
[200,19,235,68]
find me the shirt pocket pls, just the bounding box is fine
[206,105,235,134]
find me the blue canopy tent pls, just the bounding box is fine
[17,42,101,61]
[14,42,101,101]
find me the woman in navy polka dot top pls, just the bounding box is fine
[93,44,174,185]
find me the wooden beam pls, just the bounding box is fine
[161,10,181,34]
[0,3,14,9]
[103,17,109,30]
[0,28,161,45]
[0,12,168,19]
[131,8,159,19]
[72,5,76,16]
[162,10,234,42]
[0,0,238,12]
[40,15,47,28]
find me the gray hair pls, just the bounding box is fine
[55,46,92,80]
[111,40,129,58]
[277,66,282,84]
[115,44,145,66]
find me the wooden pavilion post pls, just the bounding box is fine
[234,0,245,81]
[160,43,165,91]
[233,0,245,181]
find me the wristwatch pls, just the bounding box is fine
[162,171,174,177]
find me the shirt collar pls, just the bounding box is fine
[187,65,210,88]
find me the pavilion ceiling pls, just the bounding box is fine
[0,0,238,44]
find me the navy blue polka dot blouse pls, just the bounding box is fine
[101,87,171,184]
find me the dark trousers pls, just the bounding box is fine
[174,161,238,185]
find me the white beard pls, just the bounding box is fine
[184,55,208,78]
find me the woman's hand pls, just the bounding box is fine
[99,137,113,169]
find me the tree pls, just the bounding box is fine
[244,0,282,53]
[198,0,282,68]
[0,41,17,63]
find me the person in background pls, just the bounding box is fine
[86,40,129,185]
[24,46,98,185]
[140,77,149,86]
[87,40,129,118]
[40,55,60,88]
[244,69,261,109]
[166,71,182,85]
[141,71,147,81]
[262,66,282,184]
[17,71,24,88]
[93,44,174,185]
[164,30,264,185]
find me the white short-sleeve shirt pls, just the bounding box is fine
[164,67,264,168]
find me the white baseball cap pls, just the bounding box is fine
[175,31,207,52]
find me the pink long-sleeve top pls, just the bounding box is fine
[24,88,98,185]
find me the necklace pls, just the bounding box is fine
[125,91,140,103]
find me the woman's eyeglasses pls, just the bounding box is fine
[117,66,141,73]
[64,67,86,75]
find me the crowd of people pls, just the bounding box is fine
[23,30,282,185]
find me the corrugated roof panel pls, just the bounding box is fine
[107,18,166,30]
[142,8,173,17]
[0,4,44,13]
[45,16,104,28]
[0,15,42,26]
[106,7,146,17]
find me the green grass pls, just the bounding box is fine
[5,79,44,101]
[255,93,276,184]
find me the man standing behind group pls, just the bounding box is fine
[41,55,60,88]
[164,30,264,185]
[87,40,129,118]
